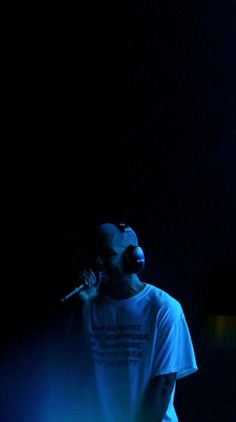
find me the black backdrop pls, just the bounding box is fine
[2,1,236,421]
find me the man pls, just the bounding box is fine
[75,222,198,422]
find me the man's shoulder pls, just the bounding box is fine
[144,283,182,318]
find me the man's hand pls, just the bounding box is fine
[77,268,102,301]
[136,373,176,422]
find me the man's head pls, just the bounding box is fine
[97,223,139,249]
[94,223,140,283]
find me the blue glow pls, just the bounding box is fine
[0,329,100,422]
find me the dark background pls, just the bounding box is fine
[2,1,236,421]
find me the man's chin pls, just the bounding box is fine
[100,272,110,283]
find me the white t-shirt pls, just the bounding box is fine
[87,283,198,422]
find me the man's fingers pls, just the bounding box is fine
[78,269,97,288]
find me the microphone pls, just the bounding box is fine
[60,267,101,304]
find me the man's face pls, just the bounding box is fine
[95,232,127,283]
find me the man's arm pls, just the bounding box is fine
[136,372,177,422]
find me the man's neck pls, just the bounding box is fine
[105,275,145,300]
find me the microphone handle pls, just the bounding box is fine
[60,271,101,304]
[60,284,85,304]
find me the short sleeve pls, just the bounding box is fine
[152,306,198,379]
